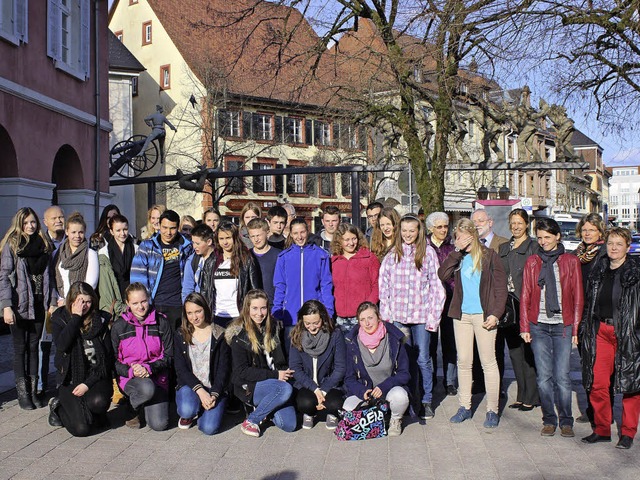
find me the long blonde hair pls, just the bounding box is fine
[392,215,427,270]
[232,289,277,355]
[454,218,483,272]
[0,207,53,255]
[141,204,166,240]
[371,207,400,260]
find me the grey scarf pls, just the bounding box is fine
[301,330,330,358]
[358,335,393,387]
[55,240,89,298]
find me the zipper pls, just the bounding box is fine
[300,246,304,307]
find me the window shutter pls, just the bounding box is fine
[218,109,229,137]
[47,0,62,60]
[275,116,283,143]
[286,166,295,194]
[304,119,312,145]
[275,163,283,194]
[252,163,263,193]
[333,123,340,148]
[358,126,368,151]
[16,0,28,43]
[80,0,90,78]
[283,117,293,144]
[242,111,253,139]
[305,172,317,196]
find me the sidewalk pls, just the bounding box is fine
[0,342,639,479]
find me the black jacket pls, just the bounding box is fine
[225,322,287,404]
[499,237,538,299]
[174,324,231,397]
[51,308,113,388]
[201,250,262,314]
[581,255,640,394]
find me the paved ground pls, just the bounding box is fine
[0,335,639,479]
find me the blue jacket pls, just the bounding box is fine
[288,329,346,392]
[130,233,192,300]
[272,243,334,325]
[343,322,410,399]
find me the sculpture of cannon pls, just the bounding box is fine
[109,134,159,178]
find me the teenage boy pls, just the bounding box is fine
[364,201,383,242]
[266,205,288,250]
[248,218,281,304]
[131,209,193,329]
[310,205,341,251]
[181,224,217,307]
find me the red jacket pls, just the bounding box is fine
[520,253,583,335]
[331,247,380,317]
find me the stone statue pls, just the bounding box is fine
[506,91,546,163]
[546,104,576,163]
[141,105,177,162]
[468,105,505,164]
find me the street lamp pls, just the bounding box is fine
[488,186,498,200]
[477,186,488,200]
[499,185,510,200]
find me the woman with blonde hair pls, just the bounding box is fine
[438,217,507,428]
[140,204,166,241]
[0,207,54,409]
[370,207,400,261]
[225,289,296,437]
[379,214,446,420]
[330,223,380,333]
[239,202,262,248]
[53,213,99,304]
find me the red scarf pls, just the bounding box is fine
[358,321,387,349]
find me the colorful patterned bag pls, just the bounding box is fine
[334,399,389,441]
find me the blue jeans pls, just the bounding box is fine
[529,322,573,427]
[395,322,433,404]
[176,385,227,435]
[248,379,296,432]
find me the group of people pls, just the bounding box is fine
[0,201,638,448]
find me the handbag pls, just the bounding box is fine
[498,292,519,328]
[334,398,389,441]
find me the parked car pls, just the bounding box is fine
[630,235,640,255]
[562,235,581,252]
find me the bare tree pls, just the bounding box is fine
[194,1,540,212]
[538,0,640,130]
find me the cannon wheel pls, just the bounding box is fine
[129,134,159,174]
[109,135,160,178]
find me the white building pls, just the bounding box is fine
[608,165,640,230]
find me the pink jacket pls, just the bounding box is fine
[331,247,380,317]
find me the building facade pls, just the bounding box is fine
[0,0,111,234]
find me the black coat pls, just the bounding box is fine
[199,250,262,314]
[51,308,113,388]
[581,255,640,394]
[174,324,231,397]
[498,237,538,299]
[225,322,287,404]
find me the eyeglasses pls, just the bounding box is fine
[432,225,449,229]
[366,214,379,220]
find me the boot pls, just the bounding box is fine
[48,397,62,427]
[29,376,46,408]
[15,377,35,410]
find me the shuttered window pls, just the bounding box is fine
[47,0,90,81]
[0,0,28,45]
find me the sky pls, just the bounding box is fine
[107,0,640,166]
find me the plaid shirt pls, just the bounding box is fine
[379,243,446,331]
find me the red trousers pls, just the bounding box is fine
[589,324,640,437]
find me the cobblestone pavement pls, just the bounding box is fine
[0,340,639,479]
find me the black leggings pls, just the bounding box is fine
[10,318,44,378]
[295,388,344,416]
[58,379,112,437]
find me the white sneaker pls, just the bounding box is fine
[302,414,315,430]
[388,417,402,437]
[325,414,338,430]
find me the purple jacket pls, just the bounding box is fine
[426,234,455,294]
[111,309,173,391]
